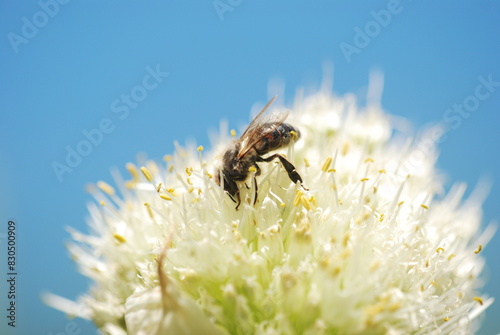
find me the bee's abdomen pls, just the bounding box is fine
[255,123,300,155]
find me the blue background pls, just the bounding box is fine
[1,1,499,334]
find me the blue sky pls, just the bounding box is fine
[1,1,499,334]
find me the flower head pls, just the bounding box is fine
[45,83,494,334]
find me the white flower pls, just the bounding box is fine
[44,80,494,335]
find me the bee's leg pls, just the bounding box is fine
[252,163,262,205]
[258,154,307,189]
[235,191,242,210]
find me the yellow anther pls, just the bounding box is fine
[185,167,193,176]
[370,261,380,272]
[166,188,175,194]
[188,187,194,193]
[197,145,204,152]
[97,181,115,196]
[321,156,332,172]
[126,163,140,181]
[156,183,163,193]
[113,234,126,244]
[448,253,456,260]
[327,168,336,173]
[443,317,450,322]
[163,155,173,161]
[304,158,310,167]
[373,186,378,193]
[421,204,429,210]
[290,130,299,141]
[473,297,483,305]
[280,203,286,207]
[300,196,311,210]
[125,181,135,189]
[379,214,385,222]
[140,167,153,182]
[360,178,369,182]
[436,247,444,253]
[294,190,304,206]
[364,158,374,163]
[230,129,236,137]
[425,260,430,267]
[248,166,257,173]
[159,194,172,201]
[341,142,349,156]
[474,244,483,254]
[187,178,193,185]
[342,232,350,247]
[378,169,386,174]
[197,189,202,195]
[398,201,405,206]
[205,171,213,179]
[100,201,105,206]
[144,203,154,218]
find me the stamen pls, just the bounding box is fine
[230,129,236,137]
[159,194,172,201]
[113,234,126,244]
[140,167,153,182]
[473,297,483,305]
[126,163,140,181]
[97,181,115,196]
[474,244,483,254]
[322,156,332,172]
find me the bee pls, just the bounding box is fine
[215,96,306,209]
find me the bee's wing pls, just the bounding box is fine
[237,96,289,158]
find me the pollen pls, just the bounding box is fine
[473,297,484,305]
[159,194,172,201]
[140,167,153,182]
[185,167,193,176]
[294,190,304,206]
[378,169,386,174]
[448,253,456,260]
[341,142,349,156]
[436,247,444,253]
[474,244,483,254]
[290,130,299,141]
[322,156,332,172]
[421,204,429,210]
[398,201,405,206]
[126,163,140,181]
[248,166,257,173]
[364,158,374,163]
[113,234,126,244]
[230,129,236,137]
[97,181,115,196]
[197,146,204,152]
[360,178,369,182]
[144,203,154,218]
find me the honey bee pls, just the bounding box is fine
[215,96,306,209]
